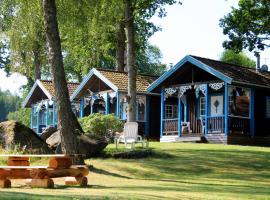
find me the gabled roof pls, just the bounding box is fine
[147,55,270,93]
[71,68,158,101]
[22,80,79,108]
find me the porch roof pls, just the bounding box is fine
[70,68,158,101]
[22,80,79,108]
[147,55,270,93]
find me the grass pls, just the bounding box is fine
[0,142,270,200]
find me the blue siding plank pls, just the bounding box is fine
[205,84,209,135]
[250,88,255,137]
[160,90,164,138]
[178,96,182,138]
[224,83,229,135]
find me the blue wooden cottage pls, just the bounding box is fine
[22,80,79,134]
[147,55,270,144]
[70,68,158,135]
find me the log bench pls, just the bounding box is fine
[0,154,89,188]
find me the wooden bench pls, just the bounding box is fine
[0,154,89,188]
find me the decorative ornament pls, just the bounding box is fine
[209,82,224,90]
[178,85,192,98]
[198,84,206,96]
[164,88,177,96]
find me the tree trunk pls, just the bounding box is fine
[42,0,84,164]
[125,0,136,122]
[116,20,125,72]
[33,48,42,80]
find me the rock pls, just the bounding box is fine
[40,126,57,141]
[54,135,108,158]
[0,120,53,154]
[46,130,61,149]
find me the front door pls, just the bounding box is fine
[187,93,201,133]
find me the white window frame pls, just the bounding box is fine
[200,97,206,117]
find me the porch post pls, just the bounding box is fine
[144,95,150,137]
[80,97,84,118]
[105,93,109,115]
[205,84,209,135]
[160,89,164,138]
[184,97,188,122]
[36,108,40,134]
[46,101,50,127]
[53,101,56,128]
[250,88,255,137]
[224,83,229,135]
[178,96,182,138]
[31,105,34,129]
[116,91,120,117]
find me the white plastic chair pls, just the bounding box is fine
[115,122,145,149]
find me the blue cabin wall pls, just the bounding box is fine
[254,88,270,137]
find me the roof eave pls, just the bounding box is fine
[22,80,52,108]
[147,55,233,93]
[70,68,118,101]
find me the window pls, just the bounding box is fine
[266,97,270,118]
[165,104,178,119]
[137,102,145,121]
[228,86,250,117]
[120,102,128,120]
[200,97,206,116]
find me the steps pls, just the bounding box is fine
[205,133,227,144]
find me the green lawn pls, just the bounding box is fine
[0,142,270,200]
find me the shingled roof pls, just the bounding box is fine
[192,55,270,87]
[98,69,158,93]
[148,55,270,92]
[22,80,79,107]
[71,68,158,100]
[40,80,79,97]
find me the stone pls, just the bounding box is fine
[0,120,53,154]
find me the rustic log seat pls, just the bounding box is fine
[0,154,89,188]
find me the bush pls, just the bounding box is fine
[7,108,31,127]
[79,114,123,142]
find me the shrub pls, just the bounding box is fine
[7,108,31,127]
[79,114,123,142]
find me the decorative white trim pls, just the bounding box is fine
[198,84,206,96]
[178,85,192,98]
[209,82,224,90]
[164,88,177,96]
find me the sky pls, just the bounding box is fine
[1,0,270,95]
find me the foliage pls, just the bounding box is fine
[0,0,47,81]
[0,89,21,122]
[7,108,31,127]
[79,113,123,142]
[137,43,167,75]
[220,0,270,54]
[220,50,256,68]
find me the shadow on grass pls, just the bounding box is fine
[88,165,132,179]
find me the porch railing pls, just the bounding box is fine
[207,116,224,133]
[229,116,250,135]
[163,118,178,135]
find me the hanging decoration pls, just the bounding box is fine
[209,82,224,90]
[198,84,206,96]
[178,85,192,98]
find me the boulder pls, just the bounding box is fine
[46,130,61,149]
[40,126,57,141]
[53,133,108,158]
[0,120,53,154]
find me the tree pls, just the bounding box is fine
[125,0,137,122]
[220,50,256,68]
[0,89,21,122]
[0,0,47,82]
[42,0,83,163]
[220,0,270,54]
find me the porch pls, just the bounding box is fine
[160,82,254,142]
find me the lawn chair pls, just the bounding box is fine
[115,122,146,150]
